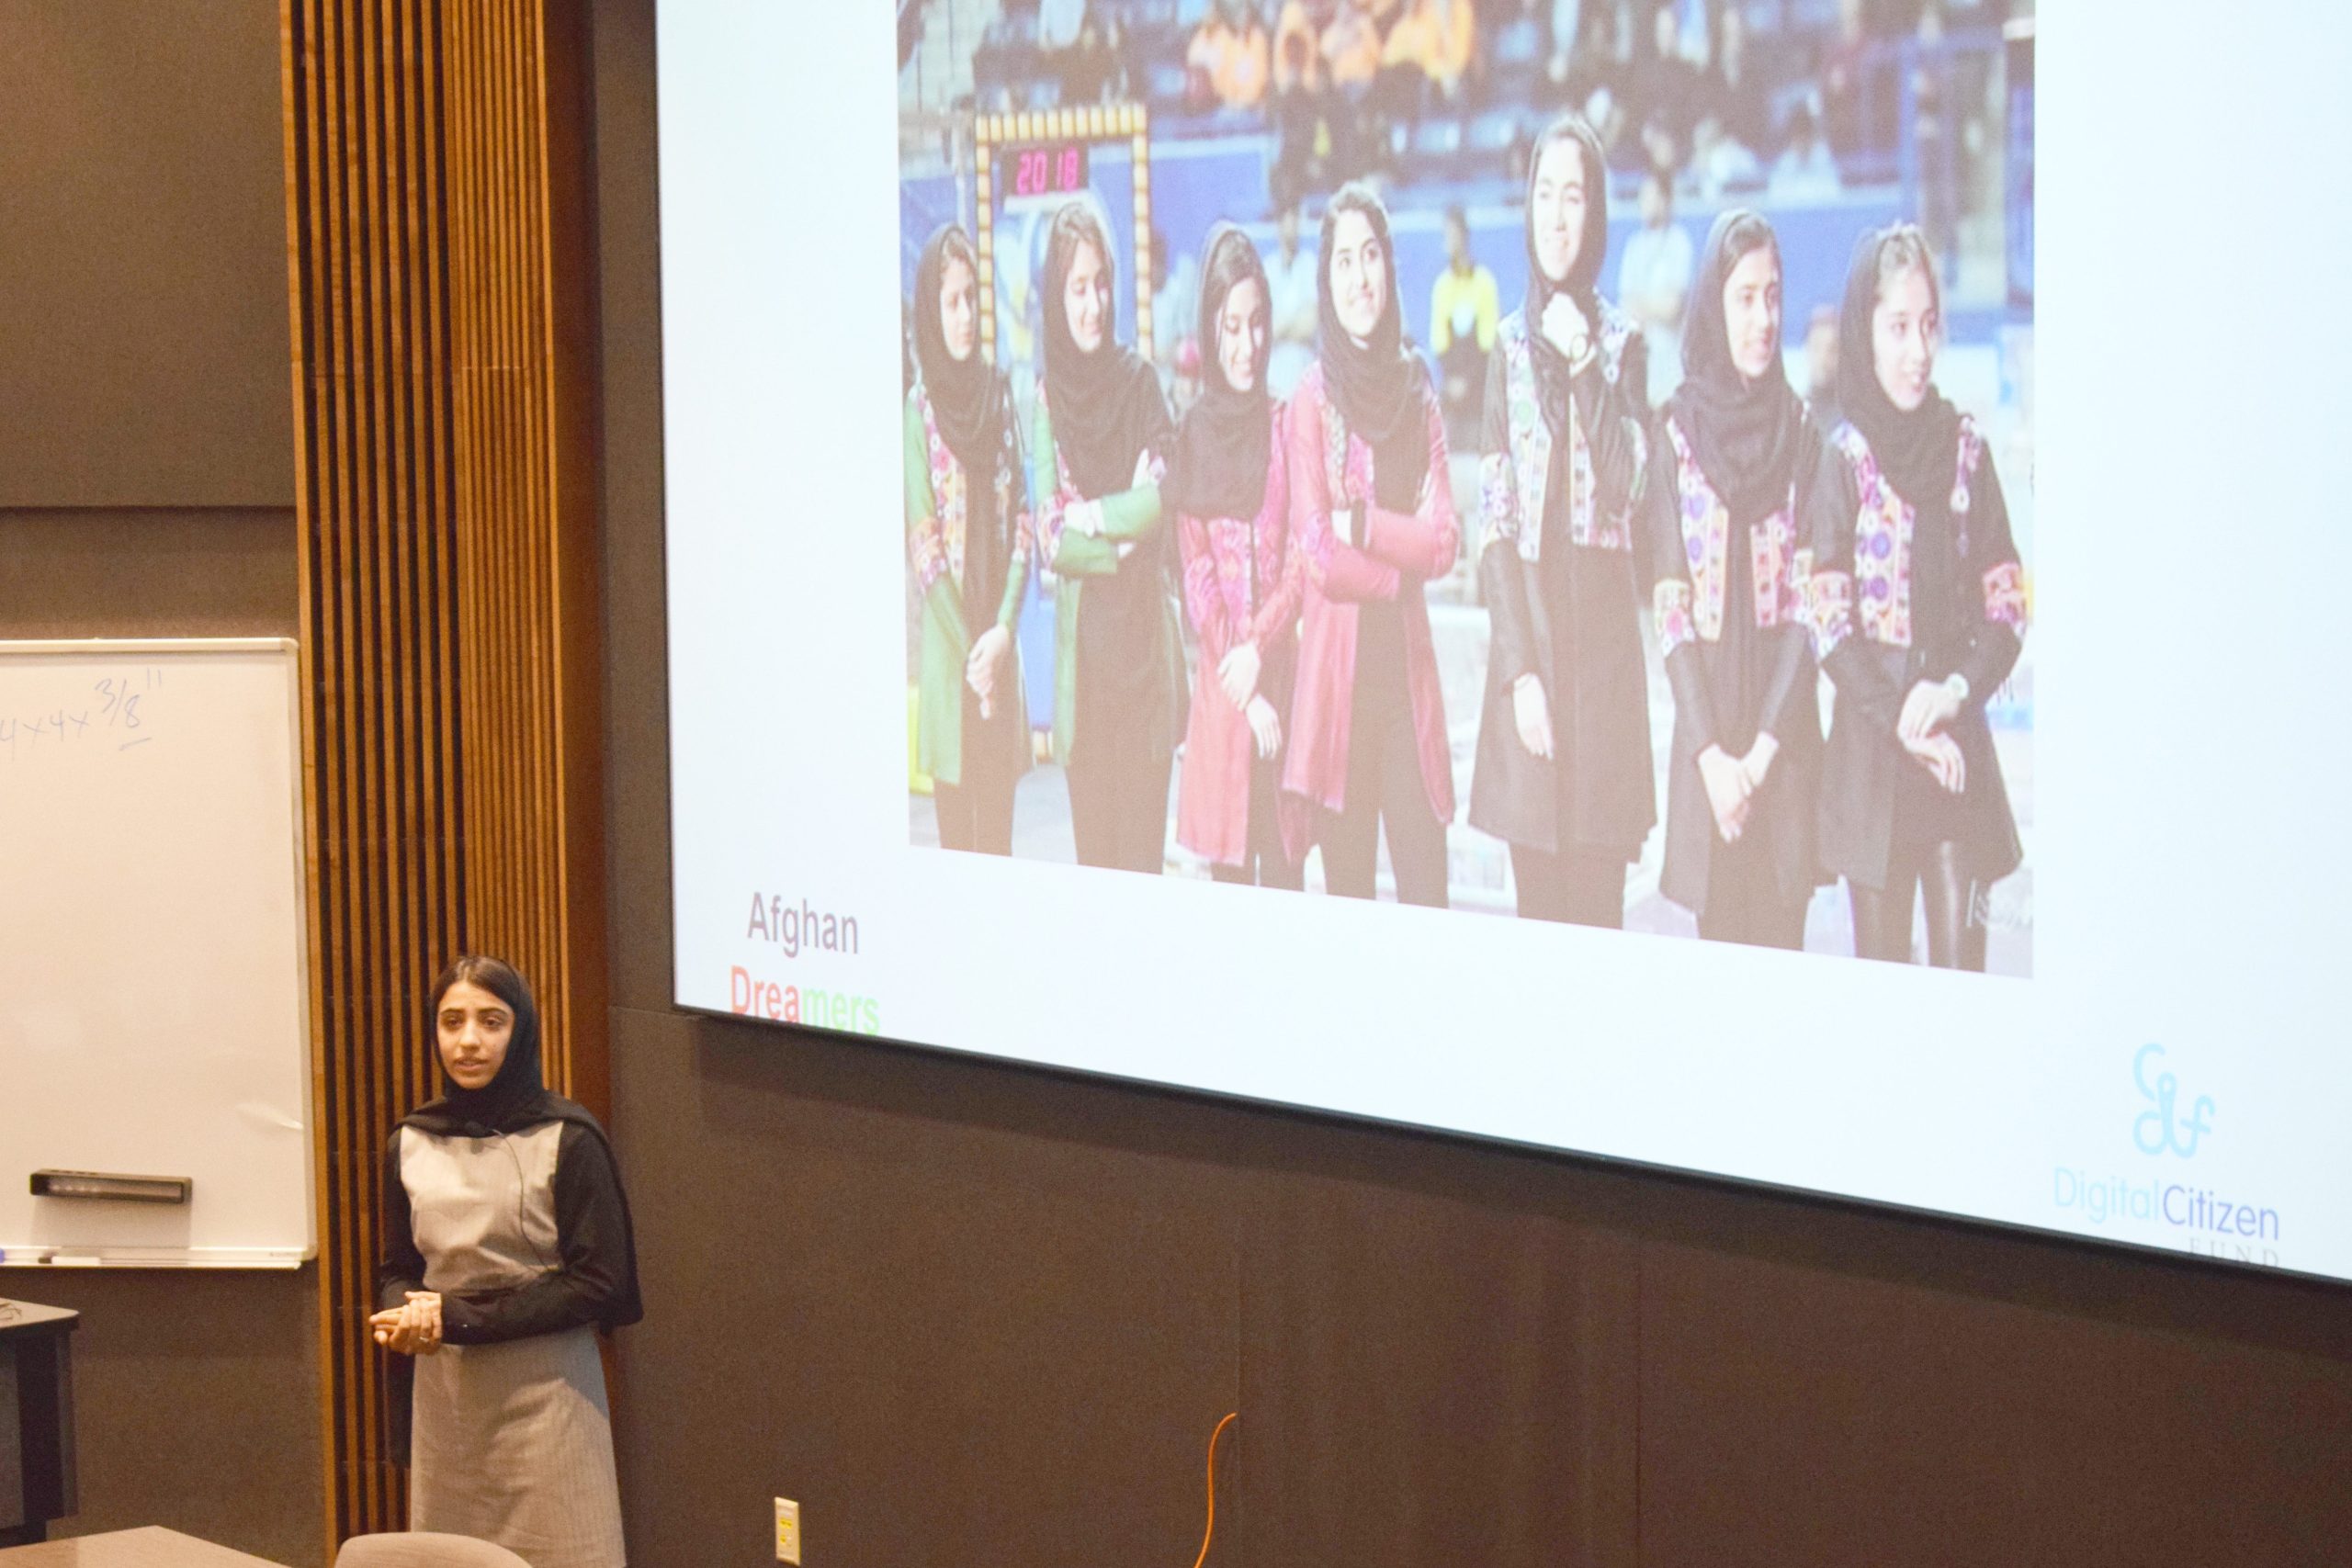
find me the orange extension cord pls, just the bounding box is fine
[1193,1412,1238,1568]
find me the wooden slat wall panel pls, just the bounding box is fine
[448,0,568,1089]
[281,1,603,1555]
[442,0,606,1116]
[283,0,457,1545]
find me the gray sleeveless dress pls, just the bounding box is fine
[400,1122,627,1568]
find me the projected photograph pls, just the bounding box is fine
[899,0,2035,976]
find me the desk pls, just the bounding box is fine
[0,1303,76,1547]
[0,1528,285,1566]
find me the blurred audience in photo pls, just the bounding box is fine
[1430,202,1499,442]
[1770,99,1842,203]
[1619,163,1693,403]
[931,0,2027,394]
[1188,0,1272,111]
[1262,197,1319,399]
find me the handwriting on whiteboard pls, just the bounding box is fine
[0,668,165,761]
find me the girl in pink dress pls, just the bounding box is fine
[1171,225,1304,887]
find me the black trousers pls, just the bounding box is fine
[933,774,1013,855]
[1319,699,1448,907]
[1510,845,1624,927]
[1211,751,1304,890]
[1696,831,1807,949]
[933,698,1017,856]
[1849,839,1984,969]
[1068,740,1172,874]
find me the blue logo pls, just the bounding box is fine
[2133,1044,2213,1157]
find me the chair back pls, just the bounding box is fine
[334,1531,534,1568]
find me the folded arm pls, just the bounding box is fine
[1291,386,1401,602]
[1359,391,1461,580]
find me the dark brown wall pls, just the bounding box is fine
[0,1270,319,1566]
[0,509,296,639]
[0,2,317,1564]
[592,6,2352,1568]
[0,0,294,507]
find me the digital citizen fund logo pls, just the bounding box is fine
[2132,1043,2213,1157]
[2052,1044,2282,1268]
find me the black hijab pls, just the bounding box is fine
[1667,209,1804,523]
[1042,199,1170,500]
[913,224,1014,634]
[1836,224,1962,511]
[1522,116,1611,439]
[1318,183,1432,512]
[1168,224,1273,522]
[912,224,1004,483]
[401,956,642,1322]
[404,957,563,1138]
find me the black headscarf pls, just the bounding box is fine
[1835,224,1962,510]
[1318,184,1432,513]
[913,225,1003,481]
[1168,224,1273,521]
[913,224,1015,636]
[1666,209,1804,523]
[1042,199,1170,501]
[404,958,563,1138]
[1522,116,1611,439]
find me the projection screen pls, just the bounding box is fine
[658,0,2351,1284]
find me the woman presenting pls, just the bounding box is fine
[1283,183,1459,906]
[1032,197,1185,873]
[1644,209,1823,948]
[907,223,1032,853]
[1170,224,1303,888]
[1466,115,1656,926]
[375,956,640,1568]
[1805,224,2026,967]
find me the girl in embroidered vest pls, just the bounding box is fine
[1171,225,1304,888]
[1280,183,1460,906]
[1465,115,1656,927]
[1805,224,2026,967]
[1643,209,1824,948]
[1032,197,1184,874]
[907,224,1033,854]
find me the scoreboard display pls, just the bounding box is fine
[974,106,1153,364]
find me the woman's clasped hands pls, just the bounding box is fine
[1897,677,1966,794]
[1697,733,1780,843]
[370,1290,444,1356]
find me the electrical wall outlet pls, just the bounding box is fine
[774,1496,801,1564]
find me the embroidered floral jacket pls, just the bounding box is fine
[1466,303,1657,857]
[904,382,1033,786]
[1802,415,2028,889]
[1175,403,1301,866]
[1641,410,1824,914]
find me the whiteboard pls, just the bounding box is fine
[0,639,312,1268]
